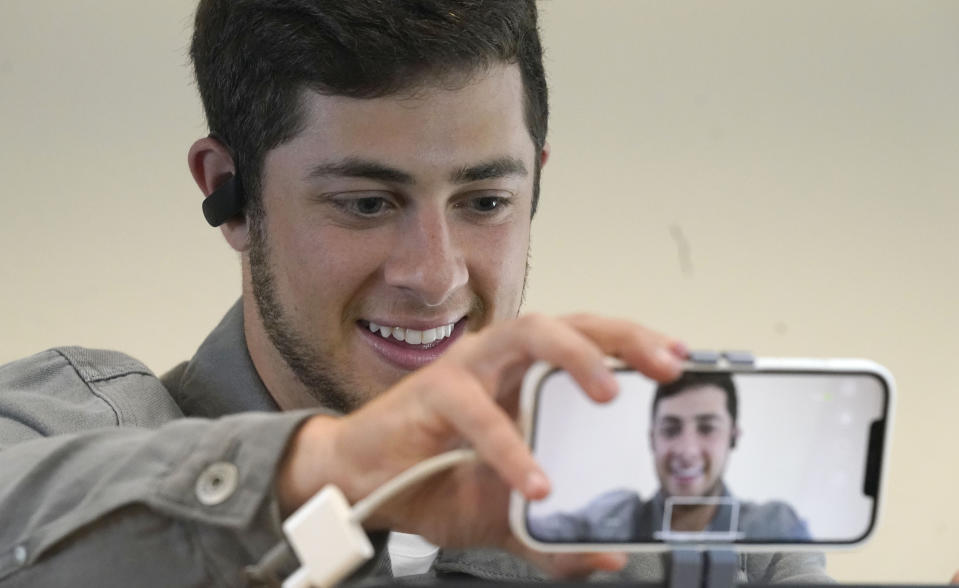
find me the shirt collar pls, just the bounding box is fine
[166,299,279,418]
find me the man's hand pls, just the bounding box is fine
[277,313,685,577]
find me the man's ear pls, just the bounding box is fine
[730,427,742,450]
[188,137,250,252]
[539,141,551,169]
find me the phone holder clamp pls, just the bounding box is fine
[686,350,755,368]
[668,549,738,588]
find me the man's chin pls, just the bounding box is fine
[348,357,424,406]
[665,481,710,500]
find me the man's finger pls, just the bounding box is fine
[504,536,627,578]
[563,314,685,382]
[547,552,629,577]
[453,313,619,403]
[428,365,549,499]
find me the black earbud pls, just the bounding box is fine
[202,174,245,227]
[730,435,737,449]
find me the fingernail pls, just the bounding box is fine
[525,470,550,498]
[595,368,619,400]
[593,553,628,571]
[670,341,689,359]
[658,347,683,371]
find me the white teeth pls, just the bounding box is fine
[672,465,703,477]
[368,322,391,338]
[421,328,437,344]
[365,321,456,345]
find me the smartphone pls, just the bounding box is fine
[509,356,894,552]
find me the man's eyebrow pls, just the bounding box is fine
[694,414,722,422]
[306,157,414,184]
[450,157,528,184]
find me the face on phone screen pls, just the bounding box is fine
[524,369,889,546]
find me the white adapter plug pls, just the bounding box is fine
[282,485,374,588]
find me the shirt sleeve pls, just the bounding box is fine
[0,347,318,587]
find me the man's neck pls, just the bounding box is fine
[241,289,318,411]
[669,503,719,532]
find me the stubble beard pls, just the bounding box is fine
[248,213,532,414]
[249,216,359,413]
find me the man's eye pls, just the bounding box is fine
[331,195,394,218]
[457,194,511,216]
[698,424,716,436]
[661,427,680,439]
[352,197,388,215]
[471,196,502,212]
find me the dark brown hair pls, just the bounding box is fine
[653,372,739,425]
[190,0,548,219]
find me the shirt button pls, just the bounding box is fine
[13,545,27,565]
[195,462,239,506]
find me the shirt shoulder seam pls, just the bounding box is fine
[51,348,122,427]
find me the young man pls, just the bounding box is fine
[528,373,810,543]
[0,1,828,585]
[648,372,808,539]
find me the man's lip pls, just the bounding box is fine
[670,467,704,482]
[357,317,467,371]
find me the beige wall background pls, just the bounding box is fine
[1,1,956,582]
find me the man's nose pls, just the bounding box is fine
[383,208,468,306]
[673,429,700,460]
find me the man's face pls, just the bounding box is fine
[248,65,537,411]
[650,385,737,499]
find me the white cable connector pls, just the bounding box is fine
[281,448,477,588]
[282,484,373,588]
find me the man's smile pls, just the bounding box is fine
[670,462,704,487]
[365,321,457,345]
[357,318,468,370]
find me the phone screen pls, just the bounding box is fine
[525,368,889,546]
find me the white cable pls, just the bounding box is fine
[350,448,477,523]
[279,448,478,588]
